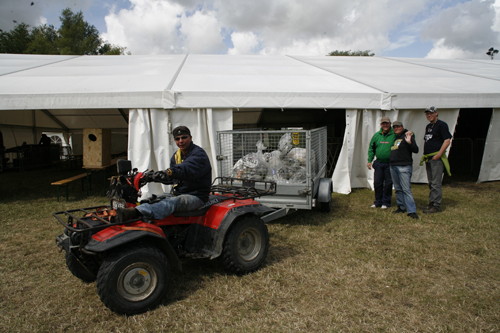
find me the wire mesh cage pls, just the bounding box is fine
[217,127,327,187]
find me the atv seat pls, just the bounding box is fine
[173,206,211,217]
[172,195,227,217]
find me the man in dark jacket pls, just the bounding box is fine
[367,116,396,209]
[390,121,419,219]
[421,106,452,214]
[117,126,212,221]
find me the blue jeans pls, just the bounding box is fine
[390,165,416,214]
[373,160,392,207]
[135,194,204,220]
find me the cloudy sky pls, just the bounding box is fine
[1,0,500,58]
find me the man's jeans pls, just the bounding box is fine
[373,160,393,207]
[135,194,204,220]
[390,165,416,214]
[426,159,444,209]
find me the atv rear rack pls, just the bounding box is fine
[210,177,276,200]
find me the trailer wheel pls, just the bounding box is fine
[320,192,332,213]
[220,215,269,275]
[65,250,96,283]
[318,178,333,213]
[96,244,170,315]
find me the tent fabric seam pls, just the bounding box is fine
[166,54,189,91]
[287,55,388,94]
[0,55,80,77]
[380,57,500,82]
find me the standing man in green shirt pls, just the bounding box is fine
[367,116,396,209]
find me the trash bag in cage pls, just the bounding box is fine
[284,147,318,175]
[278,133,294,158]
[289,166,307,183]
[232,140,269,180]
[264,150,284,181]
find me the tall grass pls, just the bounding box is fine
[0,166,499,332]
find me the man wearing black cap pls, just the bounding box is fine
[421,107,452,214]
[117,125,212,221]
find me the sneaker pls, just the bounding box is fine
[370,204,377,208]
[423,206,440,214]
[381,205,388,209]
[407,213,419,219]
[392,208,406,214]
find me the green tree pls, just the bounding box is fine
[327,50,375,56]
[25,24,58,54]
[98,43,127,55]
[57,8,102,55]
[0,23,33,53]
[0,8,127,55]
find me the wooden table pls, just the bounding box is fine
[83,157,124,196]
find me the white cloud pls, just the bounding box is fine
[101,0,186,54]
[492,0,500,32]
[423,0,500,59]
[3,0,499,59]
[228,32,259,55]
[99,0,439,56]
[179,11,225,54]
[425,38,477,58]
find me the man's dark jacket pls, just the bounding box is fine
[169,142,212,202]
[390,129,419,166]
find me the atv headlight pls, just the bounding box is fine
[112,199,127,210]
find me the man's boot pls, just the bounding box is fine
[117,207,139,222]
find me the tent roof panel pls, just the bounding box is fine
[1,54,500,112]
[294,56,500,95]
[172,55,382,93]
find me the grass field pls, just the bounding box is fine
[0,166,499,332]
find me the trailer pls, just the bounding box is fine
[216,126,333,222]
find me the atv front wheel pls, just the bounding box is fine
[96,244,171,315]
[220,215,269,275]
[65,250,97,283]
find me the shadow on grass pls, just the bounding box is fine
[0,165,117,204]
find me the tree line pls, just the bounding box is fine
[0,8,127,55]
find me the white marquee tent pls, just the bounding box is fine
[1,54,499,195]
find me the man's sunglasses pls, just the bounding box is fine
[393,125,402,128]
[174,135,189,141]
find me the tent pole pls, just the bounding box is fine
[32,110,37,144]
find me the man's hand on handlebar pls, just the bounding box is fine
[140,169,174,185]
[153,171,170,181]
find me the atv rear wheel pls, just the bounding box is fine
[96,243,171,315]
[65,250,97,283]
[220,215,269,275]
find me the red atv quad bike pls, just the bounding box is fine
[54,159,277,315]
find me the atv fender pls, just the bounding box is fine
[85,224,181,272]
[209,204,274,259]
[317,178,332,203]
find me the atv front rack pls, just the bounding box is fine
[210,177,276,200]
[53,205,141,233]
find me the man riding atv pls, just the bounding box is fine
[117,125,212,222]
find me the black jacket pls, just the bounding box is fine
[169,142,212,202]
[390,129,419,166]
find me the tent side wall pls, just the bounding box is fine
[127,108,233,199]
[478,108,500,182]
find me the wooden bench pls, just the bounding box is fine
[51,173,88,202]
